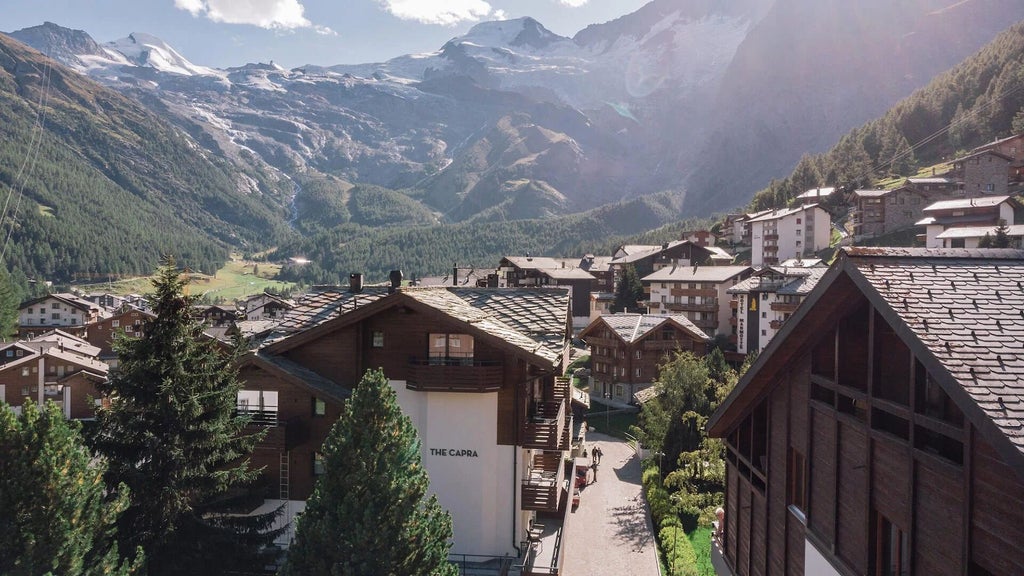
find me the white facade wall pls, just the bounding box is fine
[750,221,766,267]
[391,381,518,557]
[1000,203,1015,225]
[776,214,801,263]
[714,281,733,337]
[810,207,832,253]
[19,298,86,328]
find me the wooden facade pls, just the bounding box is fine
[239,286,574,564]
[709,248,1024,575]
[580,314,709,403]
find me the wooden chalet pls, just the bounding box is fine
[85,306,153,364]
[579,314,709,404]
[707,248,1024,576]
[0,331,108,420]
[239,284,576,572]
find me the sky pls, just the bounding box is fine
[5,0,649,69]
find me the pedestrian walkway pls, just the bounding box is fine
[561,432,659,576]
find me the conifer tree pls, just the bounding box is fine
[613,263,645,313]
[0,400,143,576]
[92,258,280,575]
[994,220,1012,248]
[283,368,456,576]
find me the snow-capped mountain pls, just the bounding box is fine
[7,0,1024,220]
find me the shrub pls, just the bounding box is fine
[659,526,699,576]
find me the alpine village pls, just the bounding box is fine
[3,1,1024,575]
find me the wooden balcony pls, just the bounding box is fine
[729,316,738,327]
[770,319,784,330]
[770,302,799,313]
[244,415,309,451]
[763,233,779,241]
[522,398,567,451]
[406,358,503,392]
[665,302,718,313]
[643,339,684,351]
[729,299,739,309]
[522,451,566,513]
[669,288,716,297]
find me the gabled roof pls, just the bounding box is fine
[19,293,99,313]
[726,266,825,294]
[907,177,959,185]
[642,265,751,284]
[501,256,567,270]
[580,313,708,344]
[795,187,835,200]
[924,195,1011,212]
[240,352,352,405]
[26,330,102,358]
[936,224,1024,240]
[745,204,821,224]
[854,189,890,198]
[265,287,570,367]
[417,267,491,287]
[272,287,390,335]
[953,148,1014,163]
[542,268,596,281]
[709,247,1024,481]
[610,240,713,266]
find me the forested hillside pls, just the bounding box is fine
[746,21,1024,211]
[0,34,292,282]
[271,193,695,284]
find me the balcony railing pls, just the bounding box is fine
[522,452,565,513]
[770,319,785,330]
[665,302,718,312]
[643,339,684,351]
[406,357,503,392]
[522,398,567,451]
[769,302,799,313]
[241,415,309,451]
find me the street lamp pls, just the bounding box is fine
[655,451,665,478]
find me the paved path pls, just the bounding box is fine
[562,432,659,576]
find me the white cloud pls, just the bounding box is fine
[173,0,334,33]
[376,0,501,26]
[556,0,589,6]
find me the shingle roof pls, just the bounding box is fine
[542,268,596,281]
[405,287,569,365]
[726,266,820,294]
[710,248,1024,475]
[924,196,1011,211]
[936,225,1024,239]
[273,287,390,335]
[255,352,351,404]
[777,267,828,295]
[745,204,820,224]
[593,313,707,343]
[855,189,890,198]
[846,248,1024,454]
[643,265,751,283]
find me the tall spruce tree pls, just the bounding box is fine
[92,258,280,576]
[612,263,645,313]
[283,368,457,576]
[0,400,143,576]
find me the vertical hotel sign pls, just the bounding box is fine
[746,293,760,353]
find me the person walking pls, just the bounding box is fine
[593,445,603,465]
[591,457,598,483]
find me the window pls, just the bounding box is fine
[372,330,384,348]
[428,333,475,365]
[635,367,642,378]
[313,397,326,416]
[615,384,624,397]
[236,390,278,424]
[796,218,802,224]
[51,303,59,309]
[26,308,32,314]
[21,367,29,376]
[4,350,11,357]
[872,512,909,576]
[635,350,641,359]
[51,313,60,320]
[112,319,120,328]
[313,452,326,476]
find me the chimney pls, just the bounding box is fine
[388,269,403,294]
[349,272,363,293]
[453,262,458,287]
[488,273,499,288]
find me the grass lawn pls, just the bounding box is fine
[688,526,714,575]
[72,256,295,303]
[585,404,638,440]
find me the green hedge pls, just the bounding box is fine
[641,459,700,576]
